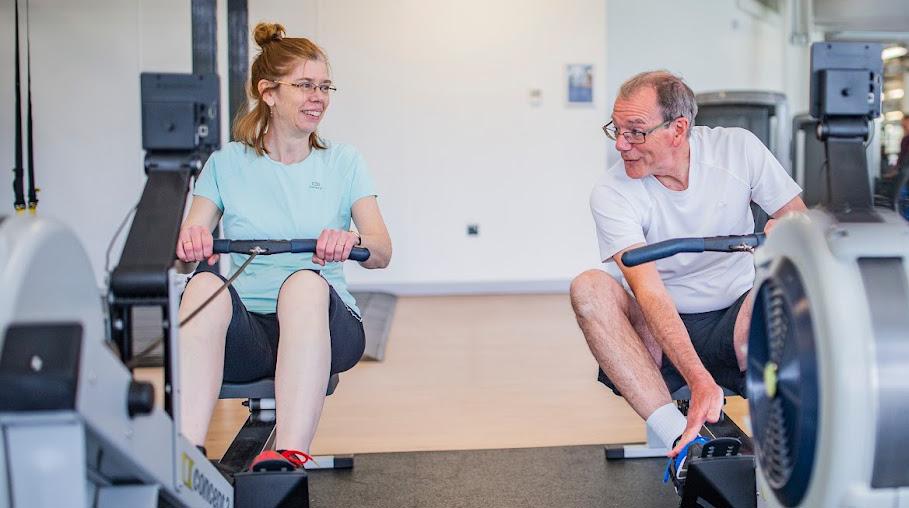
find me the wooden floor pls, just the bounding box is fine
[142,294,748,459]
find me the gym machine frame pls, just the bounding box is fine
[747,41,909,508]
[0,70,235,507]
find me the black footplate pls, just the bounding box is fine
[696,437,741,459]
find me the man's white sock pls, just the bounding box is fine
[646,403,687,449]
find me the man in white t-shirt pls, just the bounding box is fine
[570,71,806,483]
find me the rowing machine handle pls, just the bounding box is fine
[212,239,371,262]
[621,234,765,267]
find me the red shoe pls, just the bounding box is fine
[249,449,314,472]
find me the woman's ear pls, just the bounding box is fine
[257,79,276,107]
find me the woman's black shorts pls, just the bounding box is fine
[187,264,366,383]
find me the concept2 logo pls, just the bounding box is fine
[181,452,231,508]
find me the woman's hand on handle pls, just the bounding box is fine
[176,224,219,265]
[313,229,360,265]
[176,196,222,265]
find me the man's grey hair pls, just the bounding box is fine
[617,70,698,137]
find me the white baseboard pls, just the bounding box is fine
[348,279,571,296]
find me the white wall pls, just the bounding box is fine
[38,0,147,283]
[605,0,807,168]
[1,0,13,211]
[0,0,192,287]
[1,0,811,292]
[309,0,609,288]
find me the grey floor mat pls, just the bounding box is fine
[351,291,397,361]
[131,305,165,368]
[307,445,680,508]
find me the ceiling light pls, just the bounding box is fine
[882,46,908,60]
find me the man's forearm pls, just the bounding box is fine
[636,289,712,386]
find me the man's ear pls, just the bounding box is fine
[673,117,689,145]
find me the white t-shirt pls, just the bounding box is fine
[590,126,802,314]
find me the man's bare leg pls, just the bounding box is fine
[570,269,672,420]
[732,290,754,371]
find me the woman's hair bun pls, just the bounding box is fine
[253,22,286,47]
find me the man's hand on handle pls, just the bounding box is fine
[669,377,724,457]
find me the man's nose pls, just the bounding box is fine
[615,134,632,151]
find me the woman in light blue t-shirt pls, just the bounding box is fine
[175,22,392,471]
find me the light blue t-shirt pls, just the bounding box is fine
[193,141,376,316]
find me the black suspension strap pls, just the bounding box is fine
[24,0,38,213]
[11,0,25,213]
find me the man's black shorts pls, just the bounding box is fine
[187,264,366,383]
[597,291,749,397]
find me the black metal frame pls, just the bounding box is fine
[109,73,218,414]
[809,42,883,219]
[227,0,248,132]
[218,376,352,473]
[108,0,228,418]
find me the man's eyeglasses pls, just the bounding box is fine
[602,116,681,144]
[272,80,337,95]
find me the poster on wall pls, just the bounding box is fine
[567,64,593,105]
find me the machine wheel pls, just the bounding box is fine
[747,258,820,507]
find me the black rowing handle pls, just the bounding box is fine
[621,234,765,267]
[212,239,370,262]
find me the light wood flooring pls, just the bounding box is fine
[140,294,748,459]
